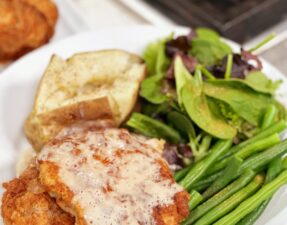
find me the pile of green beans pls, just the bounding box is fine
[176,116,287,225]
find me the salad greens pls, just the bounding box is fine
[125,27,287,225]
[128,27,286,164]
[181,71,237,139]
[140,35,172,104]
[203,81,272,125]
[190,28,232,67]
[174,55,193,108]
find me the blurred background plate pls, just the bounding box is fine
[0,25,286,225]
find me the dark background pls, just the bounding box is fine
[143,0,287,44]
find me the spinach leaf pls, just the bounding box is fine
[245,71,282,95]
[181,73,236,139]
[126,112,182,143]
[190,28,232,67]
[204,82,272,125]
[174,56,193,108]
[210,72,282,95]
[140,74,169,104]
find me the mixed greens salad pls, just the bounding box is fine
[126,28,287,225]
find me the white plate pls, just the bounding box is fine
[0,25,287,225]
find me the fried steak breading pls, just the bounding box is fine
[0,0,58,61]
[37,128,189,225]
[1,165,75,225]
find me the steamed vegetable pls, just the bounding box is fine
[179,139,232,189]
[237,157,284,225]
[206,133,281,175]
[222,120,286,159]
[188,190,203,211]
[183,170,255,225]
[126,112,181,143]
[194,174,264,225]
[202,156,243,199]
[214,170,287,225]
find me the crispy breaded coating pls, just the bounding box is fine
[0,0,57,61]
[1,165,75,225]
[38,128,189,225]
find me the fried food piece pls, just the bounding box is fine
[2,165,75,225]
[21,0,58,38]
[0,0,57,61]
[38,128,189,225]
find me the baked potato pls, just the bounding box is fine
[24,50,147,151]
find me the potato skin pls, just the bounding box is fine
[24,97,115,151]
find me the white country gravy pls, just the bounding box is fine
[38,128,185,225]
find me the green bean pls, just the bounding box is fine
[266,157,285,181]
[240,139,287,172]
[194,174,264,225]
[207,133,280,175]
[261,105,277,129]
[189,171,223,192]
[183,170,255,225]
[283,157,287,169]
[179,139,232,189]
[194,139,287,193]
[174,164,193,182]
[194,134,213,162]
[126,112,182,143]
[236,157,284,225]
[236,133,280,159]
[202,156,243,200]
[222,121,286,159]
[214,170,287,225]
[188,190,203,211]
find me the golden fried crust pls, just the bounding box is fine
[0,0,57,61]
[153,160,190,225]
[38,161,74,206]
[21,0,58,38]
[153,191,190,225]
[1,166,75,225]
[39,156,189,225]
[38,161,86,225]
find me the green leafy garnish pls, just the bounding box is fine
[174,56,193,108]
[140,74,168,104]
[245,71,282,95]
[181,70,236,139]
[140,35,173,104]
[143,35,172,75]
[204,81,272,125]
[190,28,232,67]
